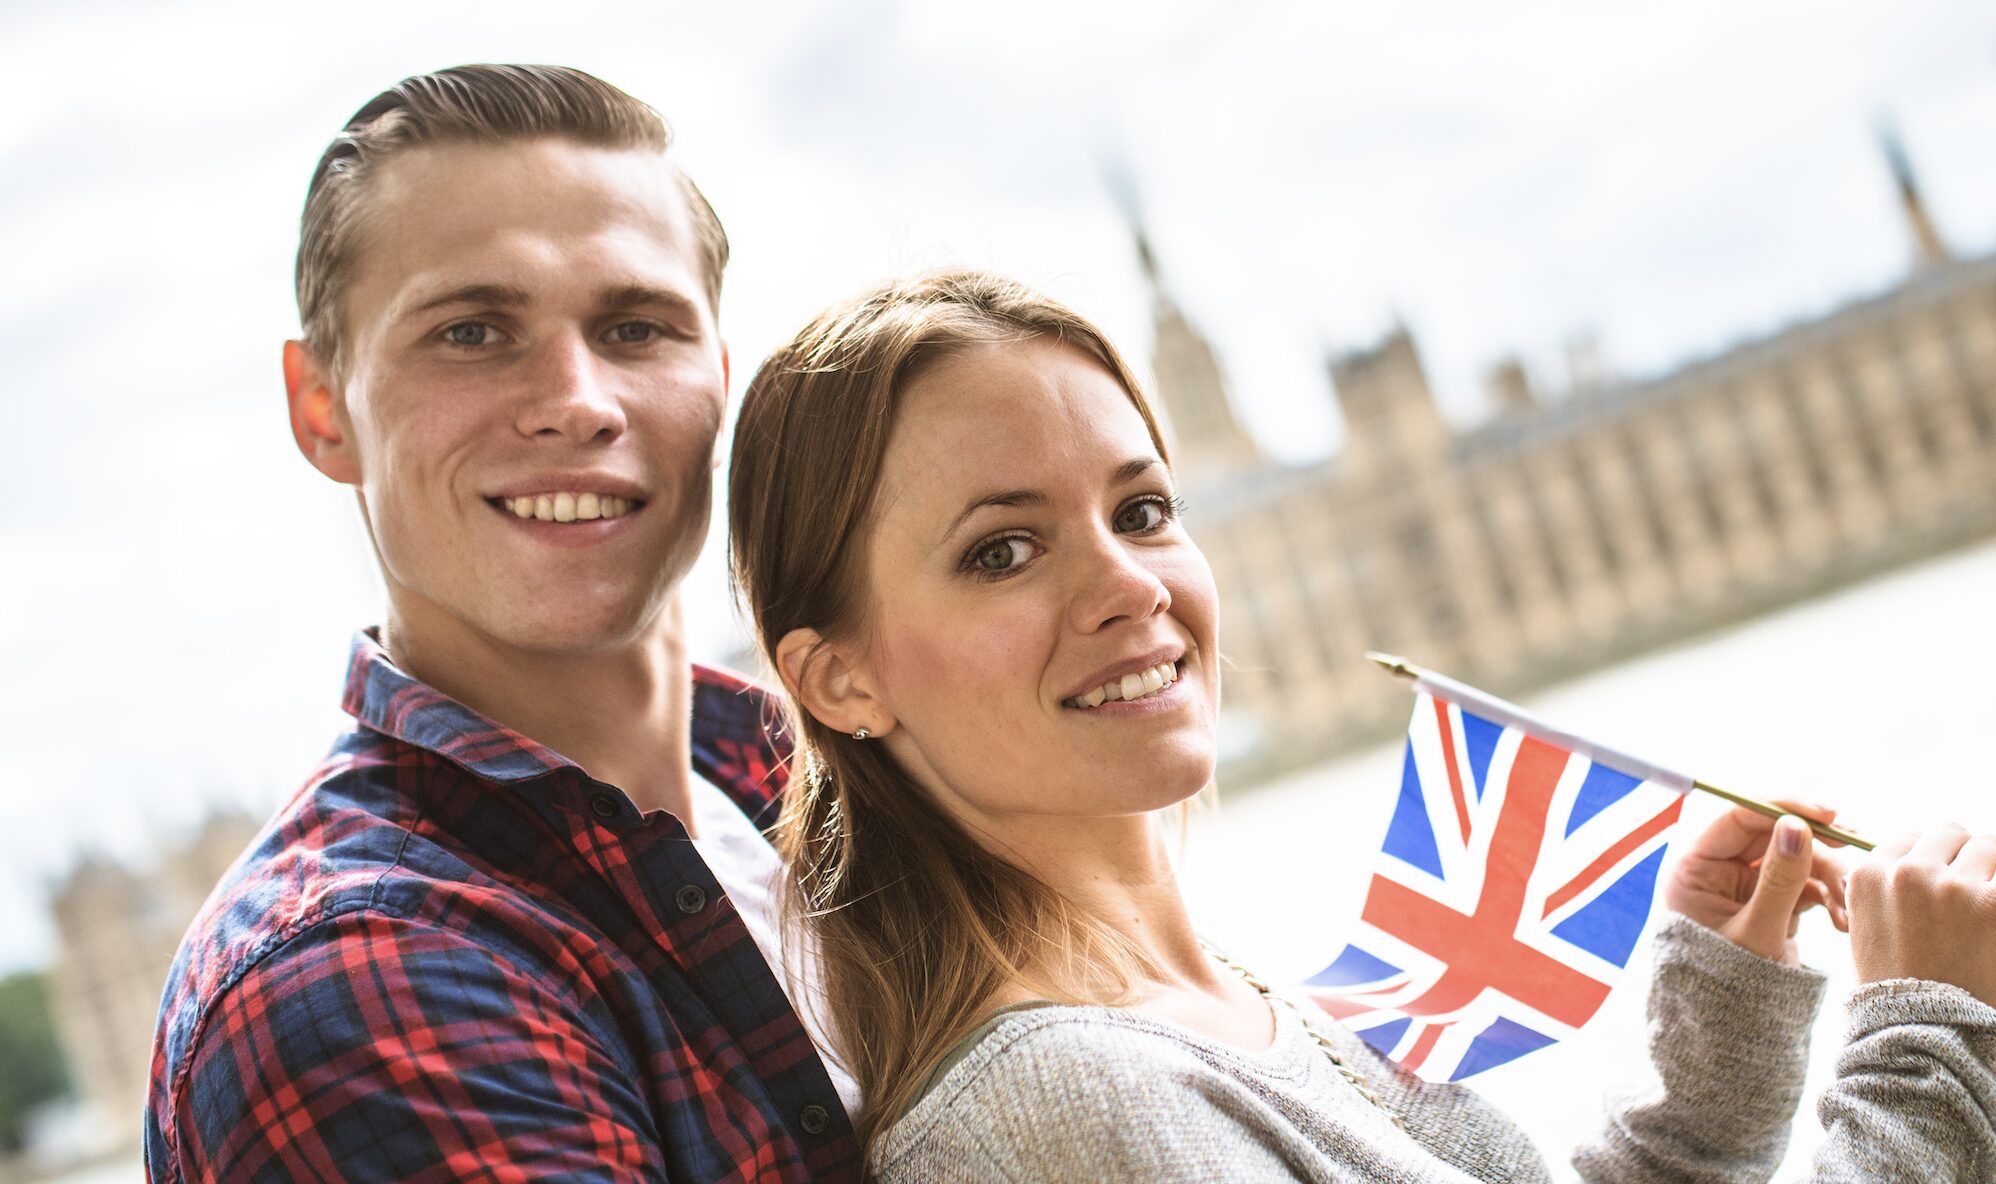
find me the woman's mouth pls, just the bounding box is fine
[1063,661,1180,709]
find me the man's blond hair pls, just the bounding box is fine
[296,64,729,383]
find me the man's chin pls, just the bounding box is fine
[486,605,667,656]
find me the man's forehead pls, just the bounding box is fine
[349,140,703,320]
[364,141,687,243]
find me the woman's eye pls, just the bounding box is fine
[1114,499,1165,533]
[972,537,1033,573]
[609,321,657,344]
[446,322,495,347]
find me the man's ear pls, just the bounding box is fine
[284,339,360,486]
[776,626,895,739]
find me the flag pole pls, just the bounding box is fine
[1365,652,1873,852]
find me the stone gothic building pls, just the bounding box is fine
[44,810,261,1148]
[1144,138,1996,784]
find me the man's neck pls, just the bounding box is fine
[381,598,700,829]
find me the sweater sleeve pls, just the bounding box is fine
[1573,916,1827,1183]
[870,1017,1356,1184]
[1802,977,1996,1182]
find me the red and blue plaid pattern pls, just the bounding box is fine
[145,630,860,1182]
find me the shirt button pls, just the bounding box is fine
[799,1104,830,1135]
[589,793,620,820]
[674,884,707,914]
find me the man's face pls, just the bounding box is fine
[329,139,726,655]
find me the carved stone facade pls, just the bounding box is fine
[1152,146,1996,783]
[44,811,260,1145]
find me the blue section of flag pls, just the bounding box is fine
[1383,742,1445,877]
[1565,762,1644,836]
[1354,1016,1411,1055]
[1306,944,1402,988]
[1307,687,1688,1084]
[1550,845,1669,967]
[1460,710,1502,801]
[1449,1016,1557,1081]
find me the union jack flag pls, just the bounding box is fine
[1305,676,1689,1083]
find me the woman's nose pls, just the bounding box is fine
[1068,535,1172,634]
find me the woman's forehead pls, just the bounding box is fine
[869,341,1164,548]
[892,339,1157,456]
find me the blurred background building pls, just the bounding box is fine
[38,812,260,1164]
[3,3,1993,1178]
[1144,137,1996,783]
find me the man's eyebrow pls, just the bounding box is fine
[601,284,702,319]
[936,457,1164,546]
[397,282,703,323]
[400,283,532,321]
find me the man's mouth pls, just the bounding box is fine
[488,492,642,523]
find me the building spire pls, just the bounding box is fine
[1098,156,1261,490]
[1880,125,1952,270]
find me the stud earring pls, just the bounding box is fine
[851,727,871,740]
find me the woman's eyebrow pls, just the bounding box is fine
[938,490,1046,548]
[933,457,1163,548]
[1114,456,1161,484]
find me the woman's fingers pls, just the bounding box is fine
[1953,834,1996,882]
[1906,823,1972,867]
[1690,800,1841,861]
[1871,830,1920,861]
[1848,823,1996,1006]
[1796,877,1850,930]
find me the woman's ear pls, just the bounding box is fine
[776,627,895,739]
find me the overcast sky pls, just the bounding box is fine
[1,0,1993,972]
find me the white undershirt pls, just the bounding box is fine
[687,773,864,1118]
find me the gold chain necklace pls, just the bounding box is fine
[1204,944,1405,1130]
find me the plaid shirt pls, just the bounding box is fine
[145,630,861,1183]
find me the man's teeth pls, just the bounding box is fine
[506,493,635,522]
[1069,662,1179,709]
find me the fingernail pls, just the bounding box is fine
[1778,817,1806,856]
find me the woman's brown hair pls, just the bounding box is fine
[728,269,1175,1147]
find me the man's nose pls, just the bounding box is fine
[1067,532,1172,634]
[515,332,627,443]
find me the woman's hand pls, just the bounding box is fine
[1848,825,1996,1006]
[1664,800,1849,967]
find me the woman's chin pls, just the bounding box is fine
[1111,751,1220,814]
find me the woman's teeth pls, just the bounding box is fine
[504,493,635,523]
[1067,661,1178,709]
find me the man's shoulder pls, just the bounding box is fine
[152,727,585,1072]
[143,787,644,1184]
[689,661,792,818]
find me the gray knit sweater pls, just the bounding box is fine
[870,918,1996,1182]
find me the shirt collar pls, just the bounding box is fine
[342,628,791,821]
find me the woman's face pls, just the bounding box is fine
[855,336,1220,829]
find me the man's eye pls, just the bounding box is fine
[972,537,1033,573]
[446,322,494,347]
[1114,500,1165,533]
[609,322,658,344]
